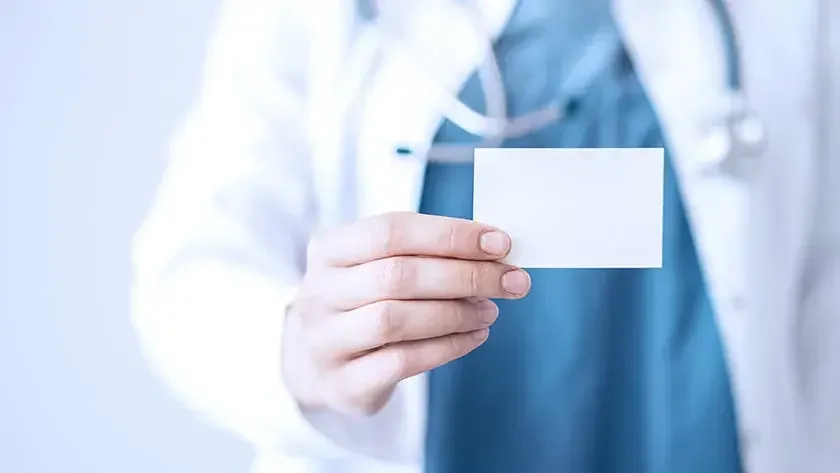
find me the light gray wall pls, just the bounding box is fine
[0,1,250,471]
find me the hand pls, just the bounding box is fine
[281,212,531,415]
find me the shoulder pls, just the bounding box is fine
[204,0,362,90]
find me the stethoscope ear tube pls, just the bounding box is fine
[355,0,765,168]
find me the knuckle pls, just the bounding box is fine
[342,362,401,415]
[323,359,394,416]
[460,263,485,294]
[323,373,356,410]
[297,271,321,298]
[371,301,403,344]
[434,221,460,253]
[445,333,465,357]
[451,301,468,329]
[303,325,327,353]
[290,296,315,328]
[372,212,409,255]
[333,352,404,413]
[300,317,333,359]
[343,389,390,417]
[305,231,327,263]
[378,257,414,296]
[384,346,409,383]
[350,398,385,417]
[290,296,340,362]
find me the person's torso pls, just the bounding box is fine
[271,1,839,472]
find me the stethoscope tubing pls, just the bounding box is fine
[343,0,764,165]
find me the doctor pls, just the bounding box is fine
[131,1,840,473]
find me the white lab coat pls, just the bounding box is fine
[131,1,840,472]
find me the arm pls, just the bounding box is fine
[131,1,519,465]
[131,0,352,459]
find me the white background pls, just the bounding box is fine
[0,1,251,471]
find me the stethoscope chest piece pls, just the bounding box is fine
[698,94,767,177]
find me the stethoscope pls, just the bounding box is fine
[697,0,766,174]
[352,0,766,172]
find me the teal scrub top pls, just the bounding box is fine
[419,2,743,473]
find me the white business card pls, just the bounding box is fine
[473,148,664,268]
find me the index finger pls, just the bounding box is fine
[308,212,511,267]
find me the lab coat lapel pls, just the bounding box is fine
[612,0,753,317]
[614,3,809,470]
[354,0,517,218]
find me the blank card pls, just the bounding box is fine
[473,148,664,268]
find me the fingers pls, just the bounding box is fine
[323,257,532,309]
[295,212,522,415]
[308,212,511,267]
[328,329,490,414]
[308,299,499,358]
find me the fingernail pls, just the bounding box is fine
[501,269,531,296]
[470,328,490,341]
[476,299,498,323]
[479,231,510,256]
